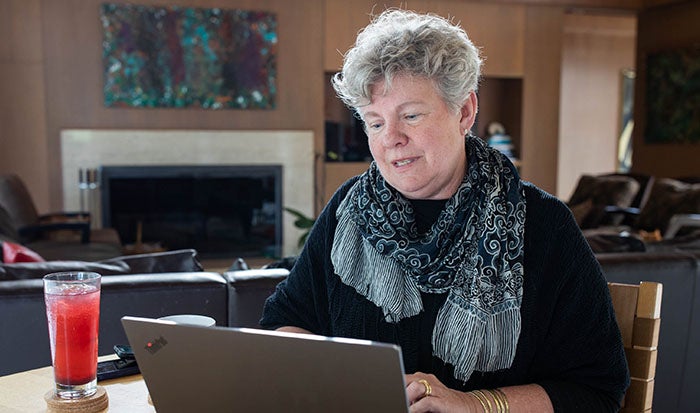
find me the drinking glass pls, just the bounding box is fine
[43,272,101,399]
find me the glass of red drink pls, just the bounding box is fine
[43,271,101,399]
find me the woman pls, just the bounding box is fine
[261,9,628,412]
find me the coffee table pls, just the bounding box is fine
[0,356,154,412]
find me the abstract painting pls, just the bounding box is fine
[645,45,700,144]
[101,3,277,109]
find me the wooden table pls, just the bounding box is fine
[0,357,154,412]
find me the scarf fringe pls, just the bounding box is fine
[331,137,525,383]
[332,207,422,322]
[433,297,521,382]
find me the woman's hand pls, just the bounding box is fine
[405,375,554,413]
[404,372,481,412]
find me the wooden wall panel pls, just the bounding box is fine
[324,0,525,77]
[324,162,369,202]
[557,13,636,199]
[0,0,50,211]
[411,1,526,77]
[37,0,325,210]
[0,0,43,61]
[521,6,564,194]
[324,1,567,193]
[632,1,700,179]
[324,0,404,72]
[3,0,656,215]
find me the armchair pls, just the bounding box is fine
[566,173,646,229]
[0,174,95,243]
[582,177,700,253]
[634,178,700,237]
[597,173,655,227]
[0,173,122,261]
[664,214,700,239]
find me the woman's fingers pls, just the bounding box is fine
[405,373,480,412]
[405,378,430,404]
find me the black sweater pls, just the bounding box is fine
[261,178,630,412]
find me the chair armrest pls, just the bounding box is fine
[598,206,641,227]
[38,211,91,223]
[18,221,91,243]
[664,214,700,239]
[603,205,640,216]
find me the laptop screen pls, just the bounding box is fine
[122,316,410,413]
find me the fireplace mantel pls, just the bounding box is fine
[60,129,314,257]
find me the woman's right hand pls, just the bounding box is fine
[405,372,481,412]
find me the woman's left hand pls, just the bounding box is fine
[404,373,479,412]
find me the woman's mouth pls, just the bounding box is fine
[393,158,415,167]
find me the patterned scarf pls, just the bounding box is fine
[331,135,526,382]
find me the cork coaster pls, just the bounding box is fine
[44,386,109,412]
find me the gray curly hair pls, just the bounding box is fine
[332,9,482,113]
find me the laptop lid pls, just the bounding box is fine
[121,316,409,413]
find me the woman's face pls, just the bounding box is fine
[359,75,477,200]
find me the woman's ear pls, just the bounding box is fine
[459,92,478,134]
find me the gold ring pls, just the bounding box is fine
[418,379,432,397]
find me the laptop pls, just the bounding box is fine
[121,316,410,413]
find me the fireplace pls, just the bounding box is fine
[60,129,314,257]
[101,165,282,258]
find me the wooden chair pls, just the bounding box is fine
[608,281,663,413]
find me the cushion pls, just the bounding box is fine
[568,175,640,228]
[0,248,203,281]
[636,178,700,234]
[1,241,45,263]
[100,249,204,274]
[22,240,123,262]
[0,260,131,281]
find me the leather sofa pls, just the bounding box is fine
[224,268,290,329]
[4,246,697,412]
[1,271,229,376]
[598,250,700,412]
[0,250,289,376]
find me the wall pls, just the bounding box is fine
[557,12,636,199]
[60,130,314,256]
[324,0,526,77]
[632,1,700,179]
[324,0,564,195]
[2,0,651,216]
[521,6,563,194]
[1,0,325,213]
[0,0,50,210]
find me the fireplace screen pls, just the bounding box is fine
[101,165,282,258]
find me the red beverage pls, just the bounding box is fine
[44,272,101,398]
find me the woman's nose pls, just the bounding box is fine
[381,121,408,147]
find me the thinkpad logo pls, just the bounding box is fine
[145,336,168,355]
